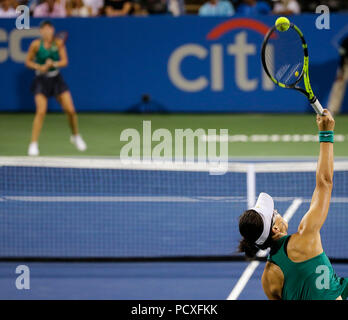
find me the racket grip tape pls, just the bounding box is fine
[310,98,324,115]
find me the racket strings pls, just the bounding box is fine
[264,28,304,86]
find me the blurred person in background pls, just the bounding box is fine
[25,20,86,156]
[0,0,18,17]
[104,0,133,16]
[300,0,344,13]
[33,0,67,17]
[272,0,300,15]
[66,0,92,16]
[199,0,234,16]
[167,0,185,16]
[328,35,348,115]
[135,0,185,16]
[83,0,103,15]
[27,0,39,15]
[236,0,271,15]
[134,0,167,15]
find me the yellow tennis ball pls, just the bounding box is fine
[275,17,290,32]
[295,71,299,77]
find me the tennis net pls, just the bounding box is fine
[0,157,347,262]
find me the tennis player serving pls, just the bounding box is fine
[25,20,86,156]
[238,109,348,300]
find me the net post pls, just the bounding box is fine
[247,163,256,209]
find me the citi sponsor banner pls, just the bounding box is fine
[0,16,347,113]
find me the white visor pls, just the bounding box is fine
[251,192,274,246]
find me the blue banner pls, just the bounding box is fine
[0,15,347,113]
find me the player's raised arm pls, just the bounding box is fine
[298,110,335,234]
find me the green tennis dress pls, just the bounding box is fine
[35,40,60,72]
[31,39,69,98]
[268,235,348,300]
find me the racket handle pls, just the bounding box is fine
[311,98,324,115]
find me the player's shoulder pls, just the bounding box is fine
[30,39,41,48]
[284,232,323,263]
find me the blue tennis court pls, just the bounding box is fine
[1,159,348,299]
[0,262,347,299]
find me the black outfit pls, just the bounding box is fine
[31,73,69,98]
[105,0,131,10]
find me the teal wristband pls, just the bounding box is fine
[319,131,334,143]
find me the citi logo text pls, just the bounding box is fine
[0,28,40,63]
[168,18,275,92]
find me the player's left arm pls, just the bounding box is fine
[52,38,68,69]
[262,262,284,300]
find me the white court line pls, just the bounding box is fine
[3,196,244,203]
[2,196,347,203]
[226,198,303,300]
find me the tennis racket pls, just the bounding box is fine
[261,22,324,115]
[55,31,69,44]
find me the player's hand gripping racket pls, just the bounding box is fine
[261,18,324,115]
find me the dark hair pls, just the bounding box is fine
[238,209,273,259]
[39,20,54,29]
